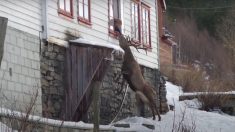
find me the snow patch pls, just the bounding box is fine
[114,81,235,132]
[183,98,202,109]
[0,108,115,131]
[165,81,183,106]
[182,91,235,96]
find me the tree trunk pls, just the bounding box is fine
[0,17,8,66]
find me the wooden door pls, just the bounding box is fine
[62,43,112,121]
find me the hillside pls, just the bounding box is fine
[165,0,235,79]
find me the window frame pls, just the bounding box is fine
[78,0,92,25]
[141,3,151,48]
[108,0,121,37]
[131,0,141,45]
[58,0,74,18]
[130,0,151,49]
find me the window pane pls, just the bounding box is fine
[110,0,113,18]
[147,11,149,44]
[141,7,150,45]
[109,0,113,30]
[84,0,89,5]
[65,0,71,12]
[59,0,64,9]
[135,5,138,40]
[145,10,148,44]
[79,2,84,17]
[131,3,134,37]
[131,2,141,41]
[84,4,89,19]
[131,12,134,34]
[113,0,119,18]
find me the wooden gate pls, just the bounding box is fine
[62,43,112,121]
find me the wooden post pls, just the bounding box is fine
[93,81,101,132]
[0,17,8,66]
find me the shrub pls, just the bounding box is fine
[161,65,205,92]
[162,65,232,112]
[197,93,230,112]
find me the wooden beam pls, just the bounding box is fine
[93,81,101,132]
[0,17,8,66]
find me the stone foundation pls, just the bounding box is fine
[40,43,169,124]
[41,43,66,119]
[87,59,168,124]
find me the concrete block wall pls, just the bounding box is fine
[0,27,42,115]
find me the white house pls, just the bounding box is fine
[0,0,162,122]
[45,0,159,69]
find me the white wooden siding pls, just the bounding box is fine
[48,0,159,69]
[0,0,42,36]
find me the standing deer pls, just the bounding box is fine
[118,35,161,121]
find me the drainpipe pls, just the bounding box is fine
[155,0,160,70]
[42,0,48,41]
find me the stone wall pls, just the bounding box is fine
[0,27,41,115]
[41,43,66,119]
[40,43,169,124]
[87,58,168,124]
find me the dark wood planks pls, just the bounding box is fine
[62,43,112,121]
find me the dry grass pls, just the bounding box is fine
[161,65,205,92]
[161,65,232,112]
[197,93,230,111]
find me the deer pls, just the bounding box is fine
[118,35,161,121]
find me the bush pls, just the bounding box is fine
[198,93,230,111]
[161,65,205,92]
[161,65,232,112]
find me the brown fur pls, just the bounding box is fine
[119,35,161,121]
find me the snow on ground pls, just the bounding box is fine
[0,107,116,131]
[0,81,234,132]
[115,81,235,132]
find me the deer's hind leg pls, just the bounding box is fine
[149,100,161,121]
[149,103,156,120]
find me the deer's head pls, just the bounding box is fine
[119,35,130,50]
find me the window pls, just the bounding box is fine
[131,1,140,43]
[78,0,91,25]
[58,0,73,18]
[131,1,151,48]
[141,3,151,47]
[108,0,121,36]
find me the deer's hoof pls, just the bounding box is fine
[158,116,161,121]
[153,117,156,120]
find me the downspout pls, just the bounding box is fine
[155,0,160,70]
[42,0,48,41]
